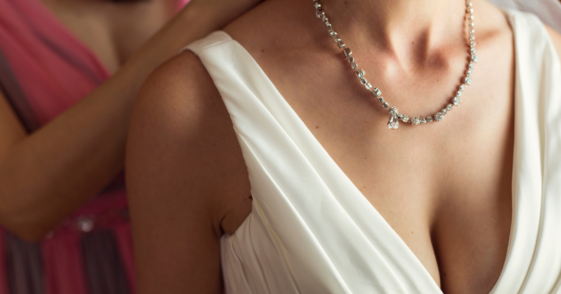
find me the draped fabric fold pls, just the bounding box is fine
[42,232,88,294]
[186,8,561,294]
[0,231,8,294]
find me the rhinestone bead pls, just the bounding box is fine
[321,15,328,22]
[316,10,324,19]
[464,77,472,85]
[397,113,403,119]
[446,104,453,111]
[453,97,461,106]
[411,117,421,125]
[328,29,337,37]
[442,108,448,115]
[377,96,385,104]
[471,55,478,63]
[314,3,321,9]
[373,87,382,97]
[402,115,409,122]
[347,56,355,63]
[355,68,365,78]
[460,84,465,91]
[389,106,398,115]
[337,41,345,48]
[383,102,390,109]
[343,48,352,57]
[470,48,476,54]
[360,77,367,85]
[434,112,443,121]
[426,116,433,122]
[350,62,358,69]
[365,82,373,90]
[325,21,332,28]
[469,62,474,69]
[420,117,427,124]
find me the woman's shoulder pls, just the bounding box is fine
[545,26,561,61]
[501,7,561,60]
[128,50,252,235]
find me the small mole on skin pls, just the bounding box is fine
[411,231,414,234]
[261,49,264,53]
[316,125,319,129]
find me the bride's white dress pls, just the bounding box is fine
[185,9,561,294]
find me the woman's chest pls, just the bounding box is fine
[254,42,515,291]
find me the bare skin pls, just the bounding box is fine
[127,0,561,293]
[39,0,180,74]
[0,0,261,242]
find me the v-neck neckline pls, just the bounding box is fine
[215,8,523,292]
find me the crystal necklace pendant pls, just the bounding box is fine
[387,114,399,129]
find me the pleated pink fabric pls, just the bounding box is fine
[0,233,9,294]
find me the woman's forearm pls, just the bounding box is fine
[0,4,235,242]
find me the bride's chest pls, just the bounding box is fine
[257,47,515,292]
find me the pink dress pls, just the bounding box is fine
[0,0,184,293]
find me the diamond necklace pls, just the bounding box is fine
[312,0,477,130]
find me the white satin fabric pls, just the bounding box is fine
[488,0,561,33]
[185,9,561,294]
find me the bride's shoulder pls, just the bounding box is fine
[132,51,221,134]
[479,0,561,61]
[128,50,252,235]
[545,26,561,61]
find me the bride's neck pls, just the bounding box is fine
[319,0,468,52]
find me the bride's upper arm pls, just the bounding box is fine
[125,51,250,294]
